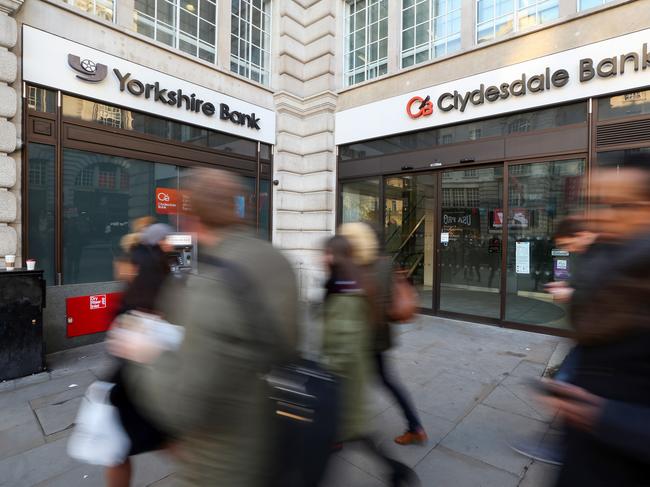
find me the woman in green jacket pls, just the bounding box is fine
[322,230,418,487]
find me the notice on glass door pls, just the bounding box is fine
[515,241,530,274]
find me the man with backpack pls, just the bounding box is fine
[108,168,300,486]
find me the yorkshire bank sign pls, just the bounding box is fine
[336,28,650,145]
[22,26,275,144]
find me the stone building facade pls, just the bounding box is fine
[5,0,650,350]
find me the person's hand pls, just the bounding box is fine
[106,325,164,364]
[544,281,574,303]
[539,380,605,432]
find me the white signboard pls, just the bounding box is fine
[515,242,530,274]
[336,28,650,144]
[22,25,276,144]
[440,232,450,244]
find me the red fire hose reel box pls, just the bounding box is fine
[66,292,123,337]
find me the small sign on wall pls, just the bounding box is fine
[67,292,122,337]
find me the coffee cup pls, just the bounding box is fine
[5,255,15,271]
[26,259,36,271]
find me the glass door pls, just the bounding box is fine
[438,166,504,319]
[504,158,586,329]
[384,174,436,309]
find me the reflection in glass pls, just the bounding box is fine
[384,175,436,308]
[27,144,56,285]
[340,102,587,161]
[63,149,179,284]
[259,179,271,240]
[341,178,381,228]
[439,167,503,318]
[598,89,650,120]
[26,86,57,113]
[597,148,650,170]
[62,95,258,158]
[505,159,585,328]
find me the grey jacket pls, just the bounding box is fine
[125,230,299,486]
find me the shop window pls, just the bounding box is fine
[598,89,650,121]
[341,178,381,228]
[339,102,587,162]
[27,144,56,285]
[464,169,478,178]
[344,0,389,86]
[505,158,585,328]
[401,0,461,69]
[578,0,614,11]
[63,0,115,21]
[134,0,217,63]
[27,86,57,113]
[62,95,258,159]
[230,0,272,85]
[63,149,179,285]
[597,148,650,170]
[476,0,558,44]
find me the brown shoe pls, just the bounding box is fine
[394,428,428,446]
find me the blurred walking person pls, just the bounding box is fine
[538,165,650,487]
[106,221,173,487]
[339,224,427,446]
[108,168,299,486]
[322,225,419,487]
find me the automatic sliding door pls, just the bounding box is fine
[384,175,436,309]
[438,167,503,319]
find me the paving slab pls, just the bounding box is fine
[34,396,83,436]
[482,373,551,422]
[0,417,45,461]
[0,371,96,409]
[0,438,78,487]
[410,370,496,423]
[322,452,385,487]
[414,446,520,487]
[441,404,548,476]
[520,460,560,487]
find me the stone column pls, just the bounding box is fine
[272,0,338,301]
[0,0,22,266]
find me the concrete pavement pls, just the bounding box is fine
[0,315,567,486]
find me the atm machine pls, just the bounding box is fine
[165,233,197,274]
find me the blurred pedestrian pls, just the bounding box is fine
[106,222,173,487]
[339,223,427,446]
[539,166,650,487]
[108,168,299,486]
[322,226,418,487]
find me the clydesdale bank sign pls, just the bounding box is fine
[407,45,650,118]
[335,28,650,145]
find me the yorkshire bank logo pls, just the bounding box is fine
[68,54,108,83]
[406,95,433,119]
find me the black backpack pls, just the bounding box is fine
[199,255,340,487]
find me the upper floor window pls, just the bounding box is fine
[63,0,114,21]
[134,0,217,63]
[579,0,614,10]
[230,0,272,85]
[476,0,559,44]
[402,0,461,69]
[344,0,389,86]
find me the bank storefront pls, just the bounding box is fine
[21,26,275,350]
[336,28,650,335]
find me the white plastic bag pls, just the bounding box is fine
[67,381,131,466]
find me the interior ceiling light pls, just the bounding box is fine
[186,3,196,11]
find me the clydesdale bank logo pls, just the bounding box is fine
[66,53,261,130]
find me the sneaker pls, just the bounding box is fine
[509,435,564,466]
[394,428,428,446]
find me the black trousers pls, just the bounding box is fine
[374,352,422,432]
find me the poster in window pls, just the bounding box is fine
[515,241,530,274]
